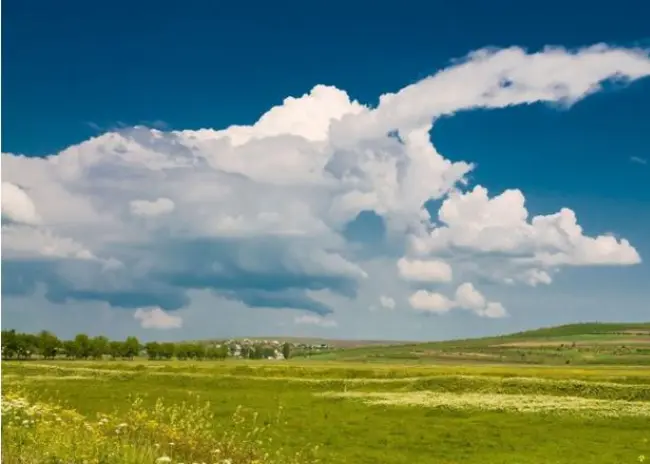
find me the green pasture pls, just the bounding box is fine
[2,360,649,464]
[310,322,650,365]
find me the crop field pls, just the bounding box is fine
[2,359,650,464]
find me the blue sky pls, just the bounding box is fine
[2,0,649,341]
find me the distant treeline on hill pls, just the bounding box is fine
[0,329,294,361]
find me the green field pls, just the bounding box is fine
[2,323,650,463]
[2,360,650,464]
[309,322,650,365]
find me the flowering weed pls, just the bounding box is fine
[1,388,318,464]
[322,390,650,418]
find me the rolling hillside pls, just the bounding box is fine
[308,322,650,366]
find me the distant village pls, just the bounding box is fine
[211,338,333,360]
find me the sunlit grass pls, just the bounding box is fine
[16,359,650,383]
[3,360,649,463]
[321,390,650,417]
[8,362,650,401]
[1,387,318,464]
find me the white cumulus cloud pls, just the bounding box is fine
[409,282,508,318]
[410,186,641,285]
[481,302,508,319]
[2,182,41,225]
[397,257,453,283]
[134,307,183,329]
[409,290,455,314]
[1,43,647,321]
[454,282,487,312]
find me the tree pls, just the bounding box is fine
[2,330,18,359]
[108,341,124,359]
[175,343,187,360]
[62,340,78,359]
[38,330,61,359]
[205,345,218,360]
[16,333,38,359]
[159,342,175,360]
[191,343,206,360]
[250,345,267,360]
[74,333,92,359]
[175,343,203,360]
[145,342,161,360]
[123,336,141,359]
[205,344,228,360]
[90,336,109,359]
[282,342,291,360]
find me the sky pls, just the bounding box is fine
[2,0,650,341]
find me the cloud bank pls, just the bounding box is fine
[2,44,648,327]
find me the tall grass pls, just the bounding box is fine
[1,387,318,464]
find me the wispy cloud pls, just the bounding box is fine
[143,120,169,130]
[85,120,169,133]
[85,121,103,132]
[379,295,396,310]
[630,156,648,165]
[294,314,338,328]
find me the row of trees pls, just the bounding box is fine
[1,330,141,360]
[144,341,229,360]
[1,330,292,361]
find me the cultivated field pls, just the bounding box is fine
[312,323,650,365]
[2,358,650,464]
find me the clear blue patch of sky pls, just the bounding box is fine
[3,0,650,155]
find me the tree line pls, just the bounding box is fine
[1,330,292,361]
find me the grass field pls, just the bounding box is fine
[2,358,650,464]
[309,323,650,365]
[3,323,650,463]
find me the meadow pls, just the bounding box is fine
[2,358,650,464]
[311,322,650,366]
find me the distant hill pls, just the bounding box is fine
[308,322,650,366]
[502,322,650,339]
